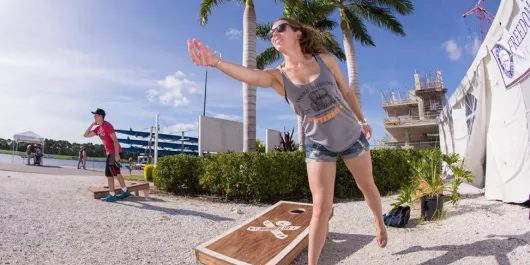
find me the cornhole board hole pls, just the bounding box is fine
[88,182,150,199]
[195,200,334,265]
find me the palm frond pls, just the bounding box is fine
[314,19,338,32]
[256,47,282,70]
[199,0,242,26]
[341,7,375,46]
[349,3,406,36]
[257,22,273,41]
[359,0,415,15]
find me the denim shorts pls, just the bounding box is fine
[305,132,370,163]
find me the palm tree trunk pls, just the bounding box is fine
[297,115,305,151]
[243,0,257,152]
[342,29,362,112]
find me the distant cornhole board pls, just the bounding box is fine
[195,200,333,265]
[88,182,150,199]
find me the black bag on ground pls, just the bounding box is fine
[382,206,411,228]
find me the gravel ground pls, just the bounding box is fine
[0,170,529,265]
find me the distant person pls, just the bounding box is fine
[83,108,130,202]
[77,147,84,169]
[26,144,31,165]
[34,147,42,166]
[81,147,87,170]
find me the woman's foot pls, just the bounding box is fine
[375,222,388,248]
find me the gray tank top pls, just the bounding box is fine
[278,54,362,152]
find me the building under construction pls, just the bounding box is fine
[381,69,448,149]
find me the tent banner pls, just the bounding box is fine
[491,0,530,89]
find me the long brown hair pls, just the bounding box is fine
[275,17,326,55]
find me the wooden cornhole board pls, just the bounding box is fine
[195,200,333,265]
[88,182,150,199]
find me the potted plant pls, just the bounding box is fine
[392,149,474,221]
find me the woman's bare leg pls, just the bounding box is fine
[307,161,336,265]
[343,150,387,247]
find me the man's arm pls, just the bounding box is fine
[84,123,97,137]
[110,132,121,161]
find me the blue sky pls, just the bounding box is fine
[0,0,500,146]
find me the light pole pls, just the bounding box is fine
[203,51,222,117]
[203,68,207,116]
[154,114,159,165]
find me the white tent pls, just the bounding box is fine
[11,131,45,162]
[439,0,530,203]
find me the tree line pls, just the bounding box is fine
[0,138,136,159]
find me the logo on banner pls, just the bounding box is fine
[490,0,530,89]
[492,44,515,79]
[247,220,301,239]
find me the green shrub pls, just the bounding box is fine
[371,148,421,195]
[152,148,423,202]
[200,151,308,201]
[144,164,155,181]
[153,155,203,194]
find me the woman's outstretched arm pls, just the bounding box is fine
[188,38,278,89]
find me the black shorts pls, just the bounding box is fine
[105,154,121,177]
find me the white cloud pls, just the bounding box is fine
[441,39,462,61]
[149,71,199,107]
[188,86,201,94]
[212,113,241,121]
[163,123,198,135]
[226,28,242,40]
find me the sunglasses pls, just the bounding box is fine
[267,23,292,39]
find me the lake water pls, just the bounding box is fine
[0,153,107,169]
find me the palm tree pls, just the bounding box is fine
[200,0,257,152]
[255,0,346,151]
[335,0,414,109]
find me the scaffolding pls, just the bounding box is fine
[381,68,448,150]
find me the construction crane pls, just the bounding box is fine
[462,0,495,41]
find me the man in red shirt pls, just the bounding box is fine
[84,108,130,202]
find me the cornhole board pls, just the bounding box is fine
[195,200,334,265]
[88,182,150,199]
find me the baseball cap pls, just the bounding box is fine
[91,108,106,117]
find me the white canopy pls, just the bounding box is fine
[11,131,46,163]
[13,131,45,144]
[438,0,530,203]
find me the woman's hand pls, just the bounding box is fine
[187,38,220,67]
[185,38,279,90]
[362,124,372,140]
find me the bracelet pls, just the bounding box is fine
[359,118,368,126]
[211,51,222,68]
[211,59,221,68]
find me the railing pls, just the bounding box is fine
[420,80,443,90]
[384,114,440,126]
[374,140,440,150]
[382,98,417,106]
